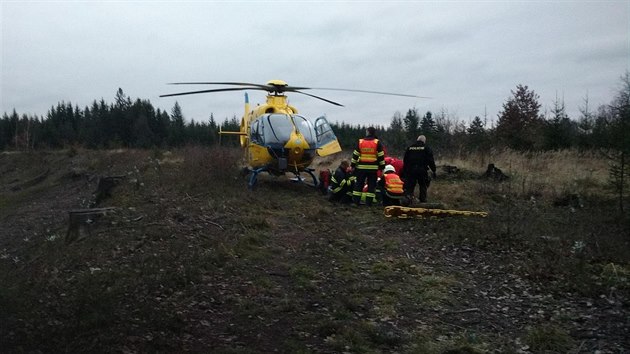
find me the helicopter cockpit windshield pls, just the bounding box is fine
[256,114,317,147]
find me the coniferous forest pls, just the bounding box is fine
[1,74,629,157]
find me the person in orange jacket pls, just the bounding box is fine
[378,164,405,206]
[351,127,385,206]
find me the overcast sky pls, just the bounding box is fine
[1,1,628,128]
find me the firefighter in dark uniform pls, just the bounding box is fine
[402,135,436,203]
[351,127,385,206]
[329,160,354,204]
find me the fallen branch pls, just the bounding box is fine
[199,216,225,230]
[443,308,481,315]
[10,168,50,191]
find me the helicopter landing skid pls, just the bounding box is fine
[248,167,319,189]
[289,168,318,188]
[248,167,267,189]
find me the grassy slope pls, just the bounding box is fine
[0,147,628,353]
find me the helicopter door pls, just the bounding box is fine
[314,116,342,157]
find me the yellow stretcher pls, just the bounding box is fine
[384,205,489,219]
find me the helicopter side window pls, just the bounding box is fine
[250,119,263,144]
[314,116,337,146]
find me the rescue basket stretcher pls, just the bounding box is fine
[384,205,489,219]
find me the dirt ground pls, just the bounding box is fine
[1,148,628,353]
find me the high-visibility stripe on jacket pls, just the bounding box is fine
[331,166,352,194]
[384,173,404,195]
[351,138,385,170]
[359,138,378,162]
[330,175,347,193]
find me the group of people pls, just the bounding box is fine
[327,126,437,207]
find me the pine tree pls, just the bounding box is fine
[131,99,156,148]
[496,84,544,150]
[387,111,406,154]
[577,94,595,149]
[467,116,488,151]
[0,113,8,149]
[420,111,436,138]
[169,102,186,147]
[544,94,576,150]
[402,108,419,142]
[208,114,218,145]
[605,72,630,213]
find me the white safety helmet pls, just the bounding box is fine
[384,164,396,173]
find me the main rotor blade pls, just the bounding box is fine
[159,87,267,98]
[168,82,268,88]
[293,91,344,107]
[167,82,312,92]
[307,87,431,99]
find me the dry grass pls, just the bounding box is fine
[440,149,609,200]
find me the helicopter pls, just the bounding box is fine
[160,80,427,188]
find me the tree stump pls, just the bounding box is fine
[484,164,509,181]
[65,207,115,244]
[94,175,125,205]
[442,165,459,174]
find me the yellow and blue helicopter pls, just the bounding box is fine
[161,80,425,188]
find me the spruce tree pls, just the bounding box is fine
[467,116,488,151]
[420,111,436,138]
[403,108,419,142]
[169,102,186,147]
[605,72,630,212]
[544,94,576,150]
[496,84,544,150]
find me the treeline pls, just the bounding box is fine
[1,75,629,158]
[0,89,241,150]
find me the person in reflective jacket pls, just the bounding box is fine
[329,160,353,204]
[378,164,405,206]
[351,127,385,206]
[402,135,437,203]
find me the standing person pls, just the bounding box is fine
[329,160,354,204]
[378,164,405,206]
[402,135,436,203]
[351,127,385,206]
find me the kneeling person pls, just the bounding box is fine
[329,160,353,204]
[379,164,405,206]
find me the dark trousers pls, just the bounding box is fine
[382,193,402,206]
[404,172,430,202]
[352,170,377,206]
[329,186,353,204]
